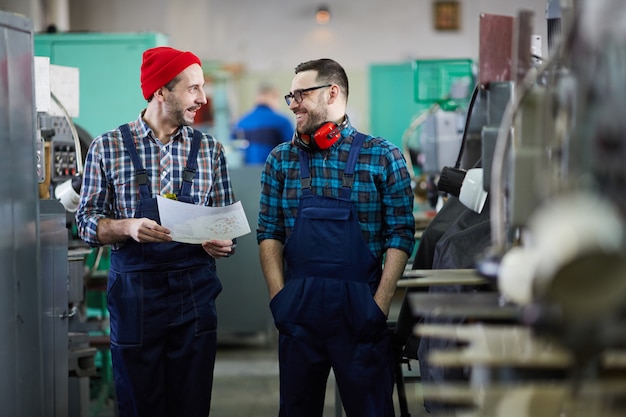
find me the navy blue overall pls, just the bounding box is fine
[108,125,222,417]
[270,133,396,417]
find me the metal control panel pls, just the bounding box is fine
[38,113,80,186]
[36,135,46,183]
[50,139,78,182]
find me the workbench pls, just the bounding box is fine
[398,268,490,288]
[400,268,626,416]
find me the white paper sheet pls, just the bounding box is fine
[156,196,251,244]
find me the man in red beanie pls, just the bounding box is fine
[76,46,236,417]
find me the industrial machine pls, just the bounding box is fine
[409,1,626,358]
[399,59,475,210]
[36,51,99,417]
[405,1,626,415]
[0,10,93,417]
[489,0,626,368]
[0,14,99,416]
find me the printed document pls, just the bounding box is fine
[157,195,251,244]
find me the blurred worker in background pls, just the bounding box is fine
[76,46,236,417]
[257,58,415,417]
[232,82,294,164]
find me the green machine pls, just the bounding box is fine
[369,59,474,151]
[369,62,426,150]
[34,32,168,140]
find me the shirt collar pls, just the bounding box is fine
[136,110,190,144]
[331,115,356,149]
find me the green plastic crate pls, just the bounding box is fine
[413,59,474,103]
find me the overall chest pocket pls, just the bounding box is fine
[297,206,353,266]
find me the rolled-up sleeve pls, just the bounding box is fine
[257,151,285,243]
[75,138,110,247]
[381,146,415,256]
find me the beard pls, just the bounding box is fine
[165,95,196,126]
[299,103,329,137]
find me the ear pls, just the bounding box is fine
[153,87,166,102]
[327,84,340,104]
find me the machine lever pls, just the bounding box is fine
[57,306,78,319]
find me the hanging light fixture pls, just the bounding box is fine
[315,5,331,24]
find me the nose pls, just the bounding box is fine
[288,99,299,111]
[197,88,207,105]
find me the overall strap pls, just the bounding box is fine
[120,124,151,200]
[298,149,312,196]
[339,132,366,199]
[178,129,203,198]
[297,132,367,199]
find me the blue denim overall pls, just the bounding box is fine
[270,133,395,417]
[108,125,222,417]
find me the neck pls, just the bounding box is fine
[143,105,178,144]
[331,114,347,127]
[327,105,347,125]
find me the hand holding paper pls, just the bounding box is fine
[156,196,251,244]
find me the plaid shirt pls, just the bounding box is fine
[76,113,235,247]
[257,122,415,260]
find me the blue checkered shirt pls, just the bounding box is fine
[257,122,415,260]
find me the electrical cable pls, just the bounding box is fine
[454,83,480,169]
[50,91,83,175]
[400,102,440,174]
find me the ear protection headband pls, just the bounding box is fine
[292,117,349,152]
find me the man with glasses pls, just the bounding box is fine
[257,58,415,416]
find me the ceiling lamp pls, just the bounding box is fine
[316,5,330,24]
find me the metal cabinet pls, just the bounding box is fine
[39,200,70,417]
[0,10,46,417]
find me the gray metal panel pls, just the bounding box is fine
[40,199,69,417]
[0,10,45,417]
[216,166,273,339]
[486,82,514,126]
[481,82,514,192]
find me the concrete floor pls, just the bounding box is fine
[92,336,427,417]
[211,336,427,417]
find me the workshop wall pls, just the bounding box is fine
[64,0,548,71]
[64,0,549,129]
[0,0,549,133]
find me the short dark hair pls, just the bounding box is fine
[146,75,180,102]
[294,58,349,101]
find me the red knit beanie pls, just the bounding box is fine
[140,46,202,100]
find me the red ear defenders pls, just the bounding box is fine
[292,117,349,152]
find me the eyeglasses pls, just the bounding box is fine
[284,84,332,105]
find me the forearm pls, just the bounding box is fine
[96,218,133,245]
[374,247,409,316]
[96,217,173,245]
[259,239,285,299]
